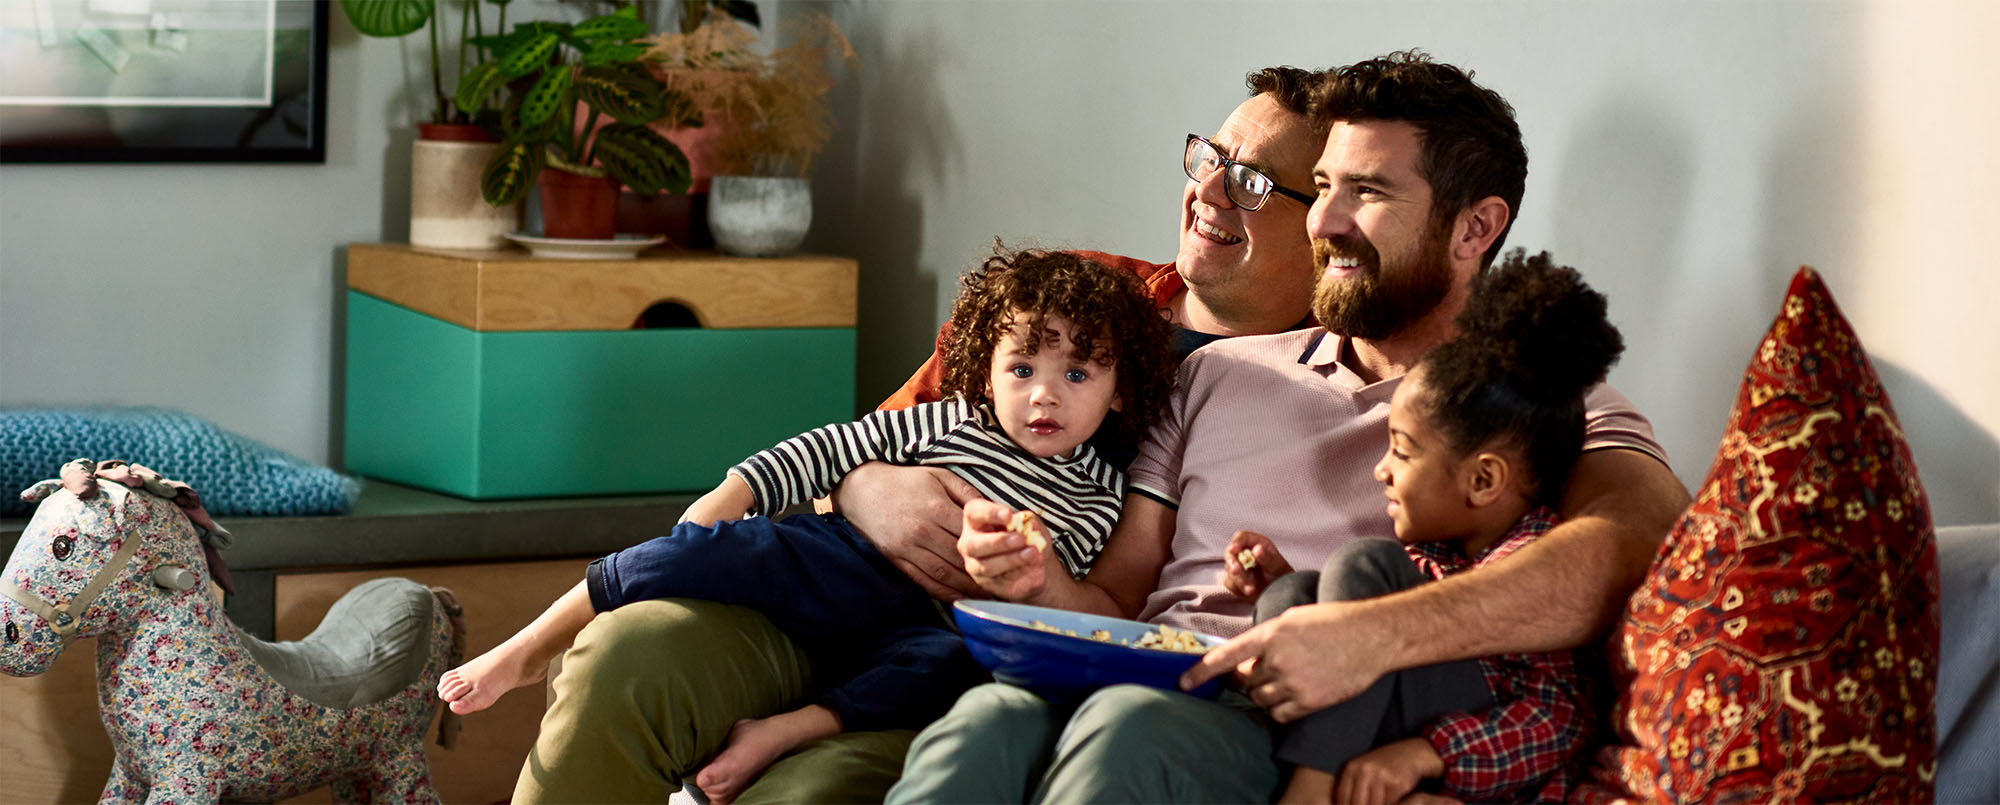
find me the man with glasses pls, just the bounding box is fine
[886,50,1686,804]
[510,66,1333,804]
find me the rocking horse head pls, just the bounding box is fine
[1,466,212,676]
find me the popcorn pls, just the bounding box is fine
[1237,548,1257,570]
[1026,620,1208,655]
[1008,510,1051,552]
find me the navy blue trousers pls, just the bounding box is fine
[586,513,986,732]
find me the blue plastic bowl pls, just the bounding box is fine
[952,600,1227,704]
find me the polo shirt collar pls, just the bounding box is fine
[1299,328,1403,404]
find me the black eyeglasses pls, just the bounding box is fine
[1184,134,1315,211]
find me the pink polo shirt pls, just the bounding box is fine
[1127,328,1667,637]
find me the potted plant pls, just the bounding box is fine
[642,12,852,255]
[340,0,523,249]
[460,6,695,240]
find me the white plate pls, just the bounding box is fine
[504,233,666,260]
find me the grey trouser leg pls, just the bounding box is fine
[1260,539,1494,774]
[891,682,1277,804]
[887,682,1069,804]
[1040,684,1278,803]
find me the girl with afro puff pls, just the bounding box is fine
[1224,250,1625,804]
[436,246,1174,804]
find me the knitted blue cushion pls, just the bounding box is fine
[1,408,360,518]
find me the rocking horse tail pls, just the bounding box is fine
[431,586,466,750]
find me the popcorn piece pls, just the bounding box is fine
[1007,510,1051,552]
[1132,625,1207,654]
[1237,548,1257,570]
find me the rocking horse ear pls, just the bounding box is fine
[20,480,63,504]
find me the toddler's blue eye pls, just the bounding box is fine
[1011,366,1033,378]
[1064,369,1088,383]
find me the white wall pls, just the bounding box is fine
[3,1,1995,525]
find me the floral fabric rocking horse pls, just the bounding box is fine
[1,460,464,803]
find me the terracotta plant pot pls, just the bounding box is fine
[538,168,620,240]
[410,123,521,249]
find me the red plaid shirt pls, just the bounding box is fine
[1403,507,1595,803]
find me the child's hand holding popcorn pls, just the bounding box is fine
[959,499,1063,602]
[1221,529,1294,601]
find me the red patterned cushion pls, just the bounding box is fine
[1578,268,1939,802]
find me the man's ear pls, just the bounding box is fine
[1452,196,1511,264]
[1464,452,1511,508]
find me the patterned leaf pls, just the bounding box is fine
[577,64,667,125]
[498,31,560,78]
[482,140,544,206]
[519,66,574,128]
[583,42,650,67]
[594,124,689,196]
[454,62,505,116]
[570,10,647,42]
[339,0,432,38]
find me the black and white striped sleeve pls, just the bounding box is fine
[728,400,973,514]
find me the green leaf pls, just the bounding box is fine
[594,124,690,196]
[519,65,575,128]
[576,64,667,125]
[454,62,506,116]
[340,0,433,38]
[659,85,704,128]
[482,140,544,206]
[582,42,650,67]
[499,31,560,78]
[570,11,648,42]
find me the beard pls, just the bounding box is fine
[1310,218,1455,340]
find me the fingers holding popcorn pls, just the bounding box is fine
[960,500,1052,601]
[1222,530,1294,600]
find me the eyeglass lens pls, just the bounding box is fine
[1185,136,1272,210]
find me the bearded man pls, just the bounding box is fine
[888,50,1690,803]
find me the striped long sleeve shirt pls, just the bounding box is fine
[1404,507,1595,803]
[729,398,1126,577]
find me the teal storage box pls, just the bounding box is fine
[343,244,858,499]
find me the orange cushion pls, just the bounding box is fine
[1578,268,1939,802]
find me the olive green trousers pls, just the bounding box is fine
[512,598,914,804]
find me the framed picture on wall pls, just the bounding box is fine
[0,0,327,163]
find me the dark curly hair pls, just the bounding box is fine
[939,246,1176,435]
[1413,250,1623,505]
[1311,49,1528,269]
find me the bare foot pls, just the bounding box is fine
[1278,766,1337,805]
[692,706,840,804]
[436,642,547,715]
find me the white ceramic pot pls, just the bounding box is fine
[410,135,521,250]
[708,175,811,257]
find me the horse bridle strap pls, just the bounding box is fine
[0,532,144,637]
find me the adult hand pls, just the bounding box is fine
[1220,529,1294,601]
[1178,601,1390,722]
[958,499,1052,601]
[830,462,984,600]
[1334,737,1442,805]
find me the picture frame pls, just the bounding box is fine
[0,0,327,163]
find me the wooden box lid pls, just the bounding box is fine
[346,243,857,331]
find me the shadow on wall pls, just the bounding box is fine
[808,14,964,411]
[1543,88,1737,486]
[1877,358,2000,527]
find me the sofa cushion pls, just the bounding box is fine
[1935,522,2000,804]
[1579,268,1939,802]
